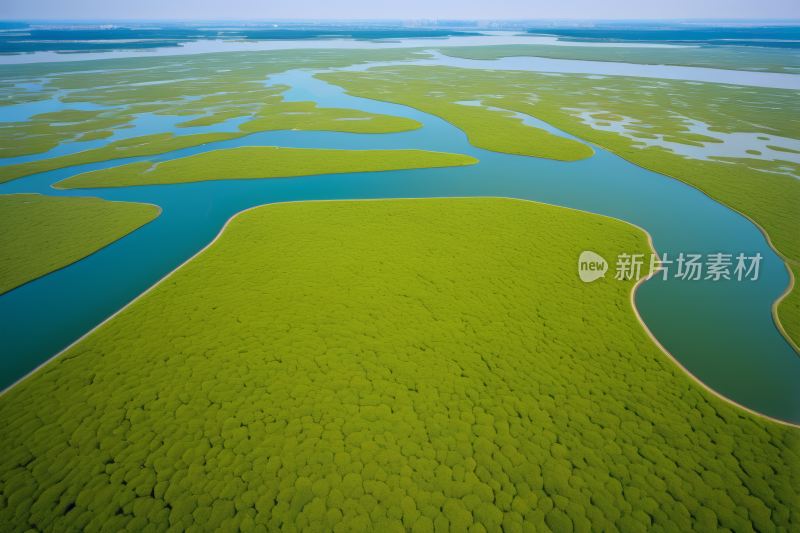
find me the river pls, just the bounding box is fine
[1,55,798,424]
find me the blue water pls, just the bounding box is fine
[1,69,798,423]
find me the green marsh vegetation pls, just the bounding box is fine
[778,264,800,353]
[1,87,419,172]
[767,146,800,155]
[0,48,432,167]
[0,86,270,162]
[0,81,57,107]
[146,86,289,119]
[54,147,477,188]
[56,75,291,108]
[0,29,478,54]
[29,110,109,123]
[0,49,433,84]
[0,48,433,108]
[72,130,115,142]
[0,193,159,295]
[0,83,420,174]
[0,132,249,184]
[0,109,138,159]
[238,101,421,134]
[175,111,255,129]
[0,198,797,532]
[0,50,433,186]
[315,71,592,162]
[120,84,421,134]
[317,66,800,347]
[153,89,422,133]
[436,45,800,75]
[0,83,299,164]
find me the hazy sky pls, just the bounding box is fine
[4,0,798,21]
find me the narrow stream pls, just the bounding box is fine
[1,67,798,424]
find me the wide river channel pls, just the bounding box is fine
[1,52,798,424]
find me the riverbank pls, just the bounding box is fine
[53,147,478,189]
[0,193,160,295]
[1,197,796,533]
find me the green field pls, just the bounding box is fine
[54,147,477,188]
[0,193,159,295]
[317,65,800,349]
[436,44,800,74]
[0,132,249,185]
[1,198,796,533]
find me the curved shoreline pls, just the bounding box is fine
[628,222,800,429]
[590,144,800,357]
[50,147,479,190]
[772,263,799,354]
[0,193,162,297]
[454,98,800,356]
[3,196,797,429]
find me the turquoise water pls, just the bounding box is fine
[0,69,798,424]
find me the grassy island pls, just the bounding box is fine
[0,132,249,185]
[54,147,477,188]
[0,193,159,295]
[0,198,796,533]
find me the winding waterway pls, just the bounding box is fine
[1,62,798,424]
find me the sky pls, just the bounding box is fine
[3,0,799,21]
